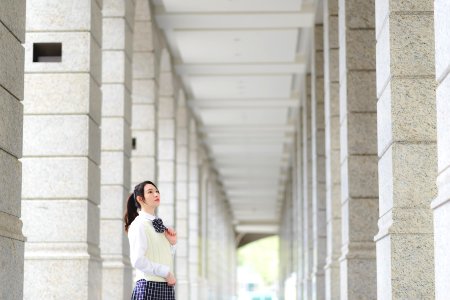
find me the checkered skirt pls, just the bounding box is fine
[131,279,176,300]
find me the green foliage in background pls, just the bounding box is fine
[238,235,279,286]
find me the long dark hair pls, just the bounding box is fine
[124,180,158,232]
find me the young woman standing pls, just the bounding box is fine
[124,180,177,300]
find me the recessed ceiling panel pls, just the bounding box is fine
[199,107,288,126]
[210,143,284,155]
[174,30,298,63]
[190,75,292,99]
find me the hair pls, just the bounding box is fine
[124,180,158,232]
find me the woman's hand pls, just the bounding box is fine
[164,227,177,245]
[165,272,176,286]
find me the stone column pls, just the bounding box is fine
[375,1,436,298]
[197,153,209,299]
[280,175,294,296]
[0,2,26,299]
[100,0,134,298]
[157,51,176,226]
[175,94,190,296]
[323,0,341,298]
[295,103,304,296]
[225,211,236,299]
[131,0,158,186]
[302,73,313,300]
[206,175,219,298]
[22,0,103,298]
[279,194,288,294]
[338,0,378,298]
[434,1,450,298]
[216,192,228,297]
[312,24,327,300]
[188,119,200,300]
[291,135,302,295]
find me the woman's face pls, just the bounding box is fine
[143,183,160,208]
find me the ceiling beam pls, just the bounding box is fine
[155,11,315,30]
[175,61,306,75]
[190,98,299,108]
[200,124,295,133]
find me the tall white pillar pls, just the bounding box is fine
[323,0,341,299]
[206,175,218,298]
[197,153,210,299]
[311,24,327,300]
[434,1,450,298]
[100,0,134,298]
[23,0,103,298]
[294,101,305,297]
[175,93,190,296]
[375,1,436,298]
[188,119,200,300]
[0,2,26,299]
[131,0,158,186]
[302,73,313,300]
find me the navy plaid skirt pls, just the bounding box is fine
[131,279,176,300]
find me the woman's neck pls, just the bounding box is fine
[141,206,155,216]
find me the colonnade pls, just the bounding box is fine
[279,0,450,299]
[2,0,450,299]
[1,0,235,299]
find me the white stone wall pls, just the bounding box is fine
[22,0,103,298]
[0,1,26,299]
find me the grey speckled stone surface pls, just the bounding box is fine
[376,1,437,298]
[339,0,378,298]
[0,4,26,300]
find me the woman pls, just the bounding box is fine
[124,180,177,300]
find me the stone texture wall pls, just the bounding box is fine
[0,1,26,299]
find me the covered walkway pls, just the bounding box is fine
[1,0,450,299]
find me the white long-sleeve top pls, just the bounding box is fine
[128,211,176,280]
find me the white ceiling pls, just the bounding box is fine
[153,0,316,234]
